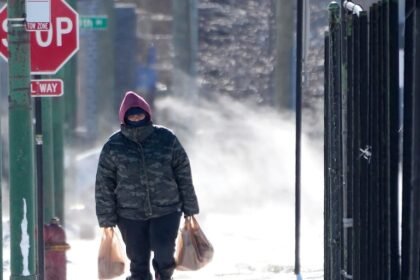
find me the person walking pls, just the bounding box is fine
[95,91,200,280]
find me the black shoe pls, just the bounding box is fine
[153,259,175,280]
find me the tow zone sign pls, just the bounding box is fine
[26,0,51,31]
[31,79,63,97]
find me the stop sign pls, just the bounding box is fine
[0,0,79,75]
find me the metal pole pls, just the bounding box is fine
[7,0,37,278]
[0,6,7,278]
[52,68,66,225]
[352,13,361,278]
[324,32,330,280]
[371,4,385,277]
[409,4,420,280]
[378,3,387,278]
[386,1,401,279]
[294,0,303,278]
[341,9,353,279]
[51,94,65,225]
[0,20,4,278]
[32,77,56,280]
[33,76,45,280]
[273,0,294,109]
[97,0,115,138]
[77,0,100,143]
[357,12,369,279]
[369,4,380,278]
[348,16,356,277]
[327,3,342,279]
[172,0,198,98]
[401,0,415,279]
[0,58,3,280]
[113,3,137,114]
[63,0,77,139]
[0,4,7,279]
[42,97,55,222]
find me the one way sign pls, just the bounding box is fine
[31,79,63,97]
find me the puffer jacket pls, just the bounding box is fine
[95,91,199,227]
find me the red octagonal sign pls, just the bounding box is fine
[0,0,79,75]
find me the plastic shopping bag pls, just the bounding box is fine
[175,216,214,271]
[98,227,126,279]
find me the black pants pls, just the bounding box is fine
[117,211,182,280]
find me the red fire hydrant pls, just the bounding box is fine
[44,218,70,280]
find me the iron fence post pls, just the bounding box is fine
[326,2,343,279]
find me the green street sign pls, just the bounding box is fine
[80,15,108,29]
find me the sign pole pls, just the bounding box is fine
[0,53,3,280]
[41,96,55,222]
[295,0,304,279]
[34,74,45,280]
[52,71,65,224]
[7,0,38,278]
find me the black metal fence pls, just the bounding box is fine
[324,0,420,279]
[401,1,420,280]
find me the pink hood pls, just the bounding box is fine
[118,91,152,124]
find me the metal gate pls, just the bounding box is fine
[401,0,420,280]
[322,0,419,279]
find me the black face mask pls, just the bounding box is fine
[124,107,151,127]
[125,115,150,127]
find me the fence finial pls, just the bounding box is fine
[328,1,340,13]
[328,1,340,23]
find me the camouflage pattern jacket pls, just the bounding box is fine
[95,124,199,227]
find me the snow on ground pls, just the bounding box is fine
[66,208,323,279]
[65,96,324,280]
[3,96,324,279]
